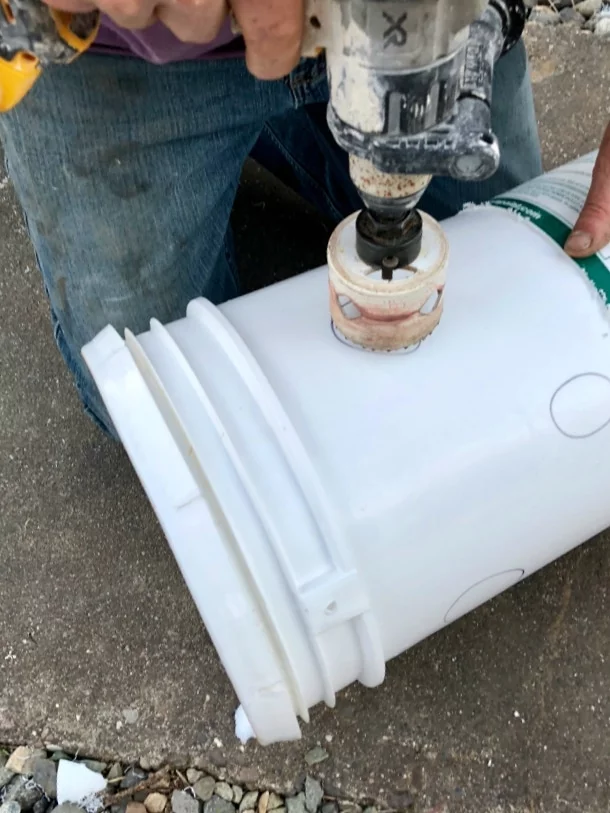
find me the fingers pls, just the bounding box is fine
[45,0,227,36]
[565,122,610,258]
[157,0,227,43]
[231,0,304,79]
[44,0,155,28]
[45,0,229,35]
[100,0,157,29]
[42,0,96,12]
[44,0,303,67]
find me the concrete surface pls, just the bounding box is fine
[2,24,610,813]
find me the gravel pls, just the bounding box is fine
[213,784,233,803]
[203,799,234,813]
[303,780,323,813]
[266,795,282,812]
[107,763,123,782]
[126,803,147,813]
[6,748,46,775]
[193,778,215,803]
[0,768,15,790]
[577,0,603,16]
[595,14,610,34]
[3,775,43,811]
[257,792,269,813]
[0,745,366,813]
[54,806,88,813]
[559,6,585,23]
[121,769,148,790]
[529,1,610,34]
[239,792,258,812]
[31,759,58,798]
[303,749,329,768]
[144,793,168,813]
[82,762,107,775]
[33,799,50,813]
[185,772,202,786]
[285,796,306,813]
[0,802,22,813]
[171,791,199,813]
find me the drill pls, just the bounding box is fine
[0,0,98,111]
[303,0,528,274]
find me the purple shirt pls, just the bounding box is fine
[92,16,243,64]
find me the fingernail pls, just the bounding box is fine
[566,230,593,254]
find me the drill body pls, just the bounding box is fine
[303,0,528,269]
[0,0,98,111]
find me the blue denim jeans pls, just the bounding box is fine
[0,42,541,437]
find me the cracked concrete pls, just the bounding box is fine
[1,24,610,813]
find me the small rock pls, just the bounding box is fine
[33,799,49,813]
[203,799,235,813]
[55,806,88,813]
[362,808,377,813]
[338,805,360,813]
[239,793,258,813]
[267,795,283,812]
[529,6,561,24]
[214,785,233,804]
[231,789,243,807]
[286,796,306,813]
[559,6,585,24]
[49,754,69,765]
[575,0,602,17]
[120,768,148,790]
[126,803,147,813]
[304,779,323,813]
[0,802,22,813]
[144,794,167,813]
[7,749,47,776]
[304,749,329,768]
[257,793,269,813]
[4,775,43,811]
[0,767,15,789]
[595,15,610,35]
[107,763,123,782]
[139,760,153,772]
[186,771,202,786]
[321,805,338,813]
[193,778,216,803]
[171,792,200,813]
[31,760,57,798]
[82,761,107,775]
[122,709,139,725]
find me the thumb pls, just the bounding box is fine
[565,123,610,258]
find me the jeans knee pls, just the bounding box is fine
[51,309,118,440]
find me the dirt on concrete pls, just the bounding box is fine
[1,23,610,813]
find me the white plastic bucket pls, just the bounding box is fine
[83,151,610,746]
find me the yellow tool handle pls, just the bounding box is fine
[0,0,99,112]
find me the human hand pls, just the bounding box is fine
[43,0,304,79]
[565,123,610,258]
